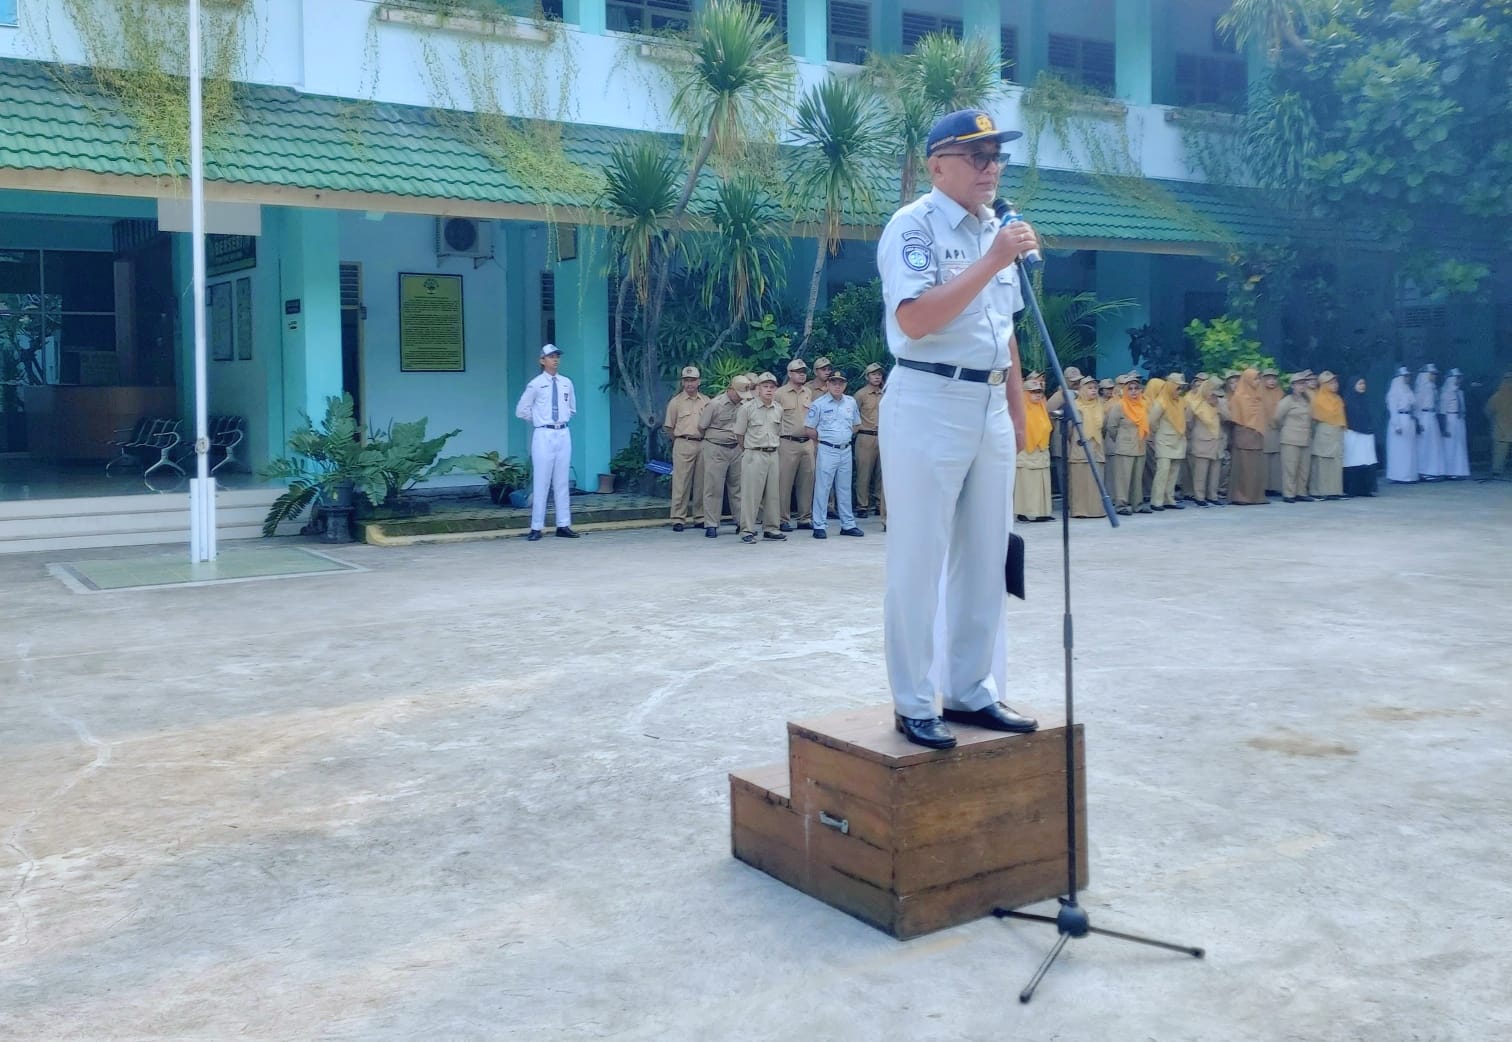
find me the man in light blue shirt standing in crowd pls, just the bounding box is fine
[804,370,865,540]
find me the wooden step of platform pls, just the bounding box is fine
[731,703,1086,940]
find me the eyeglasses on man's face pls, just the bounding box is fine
[935,150,1009,172]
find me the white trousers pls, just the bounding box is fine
[529,427,572,530]
[812,443,855,531]
[881,366,1015,721]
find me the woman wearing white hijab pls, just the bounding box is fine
[1384,367,1417,483]
[1439,368,1470,479]
[1414,365,1444,480]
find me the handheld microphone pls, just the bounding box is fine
[992,198,1042,270]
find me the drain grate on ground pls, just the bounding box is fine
[50,545,363,593]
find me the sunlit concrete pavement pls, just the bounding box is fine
[2,479,1510,1041]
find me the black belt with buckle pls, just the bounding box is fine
[749,446,777,452]
[820,440,851,450]
[897,358,1006,385]
[708,439,737,448]
[676,435,702,440]
[536,423,568,429]
[781,434,809,442]
[857,429,878,436]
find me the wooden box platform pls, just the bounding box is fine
[731,703,1086,940]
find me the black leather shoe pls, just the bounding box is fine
[1282,496,1297,503]
[779,521,795,533]
[1116,506,1133,516]
[839,527,864,537]
[812,529,827,539]
[526,529,542,541]
[1167,502,1185,510]
[895,715,957,749]
[942,702,1039,733]
[1136,504,1153,514]
[741,533,756,543]
[704,526,718,538]
[555,527,579,538]
[672,523,685,532]
[763,531,787,541]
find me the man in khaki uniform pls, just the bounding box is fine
[853,362,885,518]
[1272,370,1317,502]
[734,372,786,543]
[697,375,748,538]
[812,356,836,387]
[663,365,710,531]
[775,358,816,530]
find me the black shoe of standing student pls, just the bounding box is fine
[672,523,685,532]
[779,521,795,533]
[895,715,957,750]
[763,531,787,541]
[812,529,827,539]
[741,533,756,543]
[555,527,579,538]
[526,529,543,541]
[839,527,865,537]
[705,526,718,538]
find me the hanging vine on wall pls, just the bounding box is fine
[1019,72,1233,249]
[391,1,603,257]
[40,0,258,175]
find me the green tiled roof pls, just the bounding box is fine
[0,57,1283,248]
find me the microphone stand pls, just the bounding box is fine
[992,254,1204,1002]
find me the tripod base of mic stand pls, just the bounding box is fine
[993,897,1205,1003]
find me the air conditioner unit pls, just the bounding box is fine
[436,217,494,261]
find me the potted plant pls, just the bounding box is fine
[259,394,384,540]
[358,416,477,518]
[474,451,528,504]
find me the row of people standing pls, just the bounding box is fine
[1016,366,1380,519]
[663,357,886,540]
[1383,364,1473,483]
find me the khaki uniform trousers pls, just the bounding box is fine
[669,438,703,523]
[778,438,815,524]
[854,432,884,516]
[699,440,741,529]
[1151,455,1183,507]
[1192,456,1221,501]
[1281,443,1310,498]
[1111,452,1145,509]
[740,448,781,536]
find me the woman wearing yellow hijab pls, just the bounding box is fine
[1187,378,1226,505]
[1226,367,1270,505]
[1103,374,1151,515]
[1067,376,1107,518]
[1309,370,1347,499]
[1015,376,1054,522]
[1147,372,1191,510]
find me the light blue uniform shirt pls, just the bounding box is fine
[876,187,1024,371]
[806,393,861,445]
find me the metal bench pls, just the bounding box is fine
[106,417,184,488]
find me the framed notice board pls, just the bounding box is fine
[398,272,465,372]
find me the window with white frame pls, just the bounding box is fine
[607,0,692,34]
[0,0,16,27]
[828,0,870,63]
[1047,33,1116,94]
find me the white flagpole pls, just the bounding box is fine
[187,0,216,562]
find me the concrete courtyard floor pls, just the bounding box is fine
[2,480,1510,1041]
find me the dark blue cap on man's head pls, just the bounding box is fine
[925,109,1023,157]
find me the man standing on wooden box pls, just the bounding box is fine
[876,108,1042,750]
[663,365,710,532]
[515,343,578,541]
